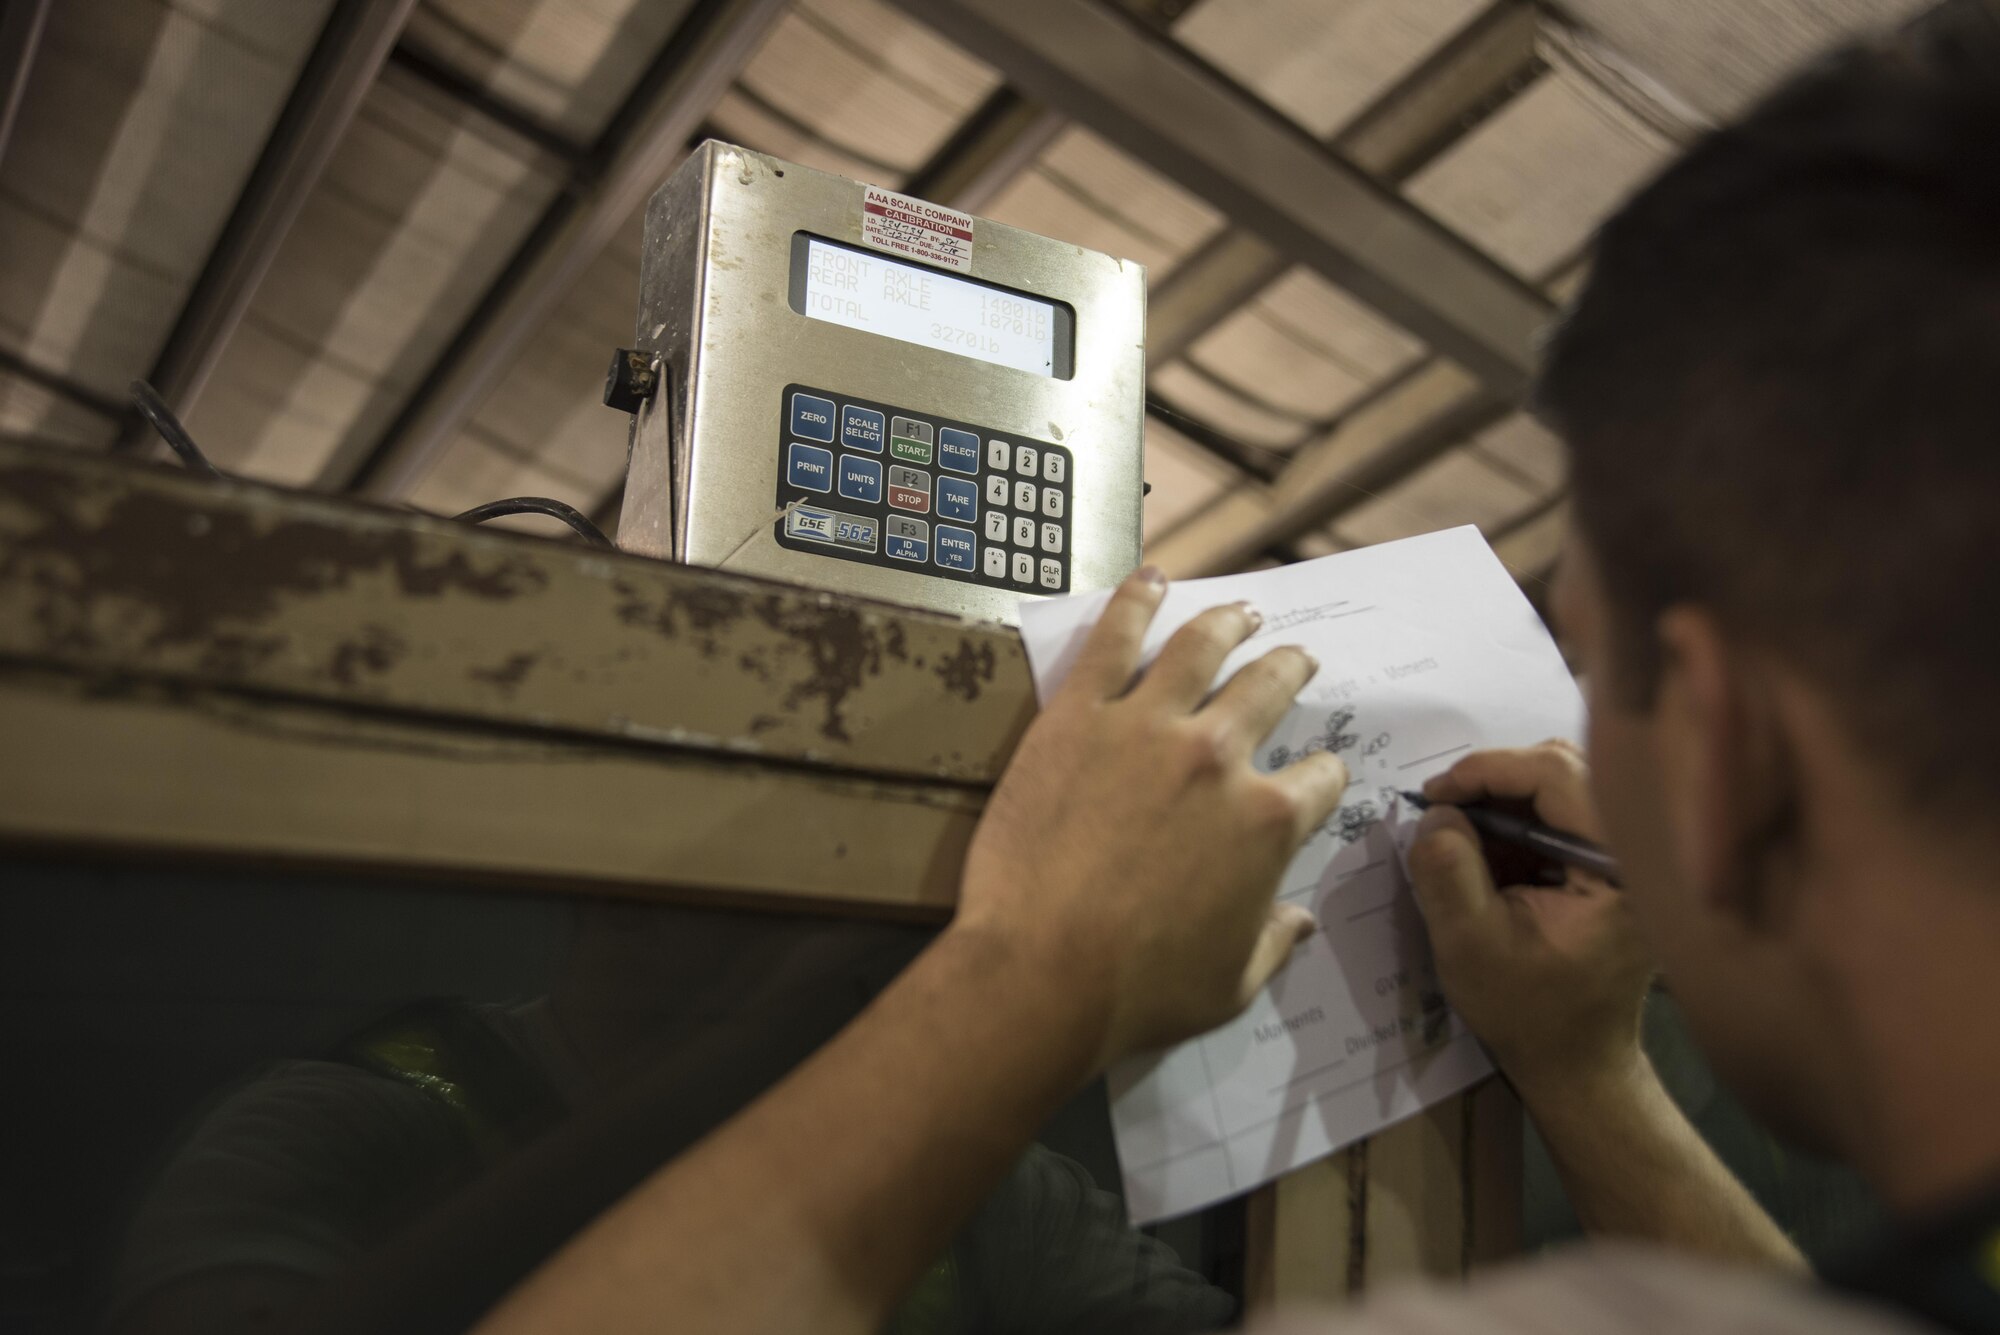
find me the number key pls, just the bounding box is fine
[1013,479,1037,510]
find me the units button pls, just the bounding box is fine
[1012,479,1036,510]
[1040,522,1062,553]
[1041,486,1064,518]
[982,545,1007,579]
[790,392,836,442]
[1011,551,1035,584]
[1042,451,1066,483]
[986,438,1011,470]
[1038,557,1063,590]
[837,454,882,505]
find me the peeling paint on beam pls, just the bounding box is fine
[0,441,1035,783]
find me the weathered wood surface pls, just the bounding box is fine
[0,438,1517,1287]
[0,441,1034,787]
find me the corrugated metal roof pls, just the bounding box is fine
[0,0,1932,586]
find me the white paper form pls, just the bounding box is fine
[1017,527,1584,1222]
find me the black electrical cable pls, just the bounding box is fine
[452,496,614,548]
[129,379,223,477]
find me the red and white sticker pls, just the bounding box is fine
[861,185,974,273]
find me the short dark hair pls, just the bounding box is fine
[1537,0,2000,811]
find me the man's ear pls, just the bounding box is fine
[1652,606,1796,926]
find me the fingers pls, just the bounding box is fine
[1270,749,1349,840]
[1407,807,1498,949]
[1061,566,1168,701]
[1421,739,1601,838]
[1202,645,1320,751]
[1135,601,1262,709]
[1237,905,1318,1005]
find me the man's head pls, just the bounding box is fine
[1539,2,2000,1162]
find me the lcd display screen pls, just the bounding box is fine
[789,234,1074,379]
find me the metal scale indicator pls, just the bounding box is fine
[615,141,1146,624]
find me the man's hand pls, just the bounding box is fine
[1407,741,1654,1098]
[1405,741,1804,1270]
[955,567,1350,1071]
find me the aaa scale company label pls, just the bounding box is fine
[860,185,974,273]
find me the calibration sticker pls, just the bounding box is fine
[861,185,974,273]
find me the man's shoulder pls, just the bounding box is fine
[1251,1242,1934,1335]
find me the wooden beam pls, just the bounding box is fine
[0,441,1033,785]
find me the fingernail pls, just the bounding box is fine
[1237,600,1263,630]
[1292,646,1319,675]
[1136,564,1166,589]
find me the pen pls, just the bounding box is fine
[1398,790,1622,887]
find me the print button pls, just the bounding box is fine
[787,442,833,493]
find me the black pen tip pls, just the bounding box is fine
[1398,789,1432,810]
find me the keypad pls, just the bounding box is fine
[774,383,1073,594]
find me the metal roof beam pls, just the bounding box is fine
[1146,0,1545,368]
[117,0,419,451]
[887,0,1553,392]
[339,0,790,498]
[0,0,50,176]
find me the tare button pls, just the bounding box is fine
[790,392,836,442]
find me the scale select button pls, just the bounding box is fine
[838,454,882,504]
[787,442,834,492]
[938,428,979,474]
[934,525,977,572]
[790,392,836,442]
[841,404,885,453]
